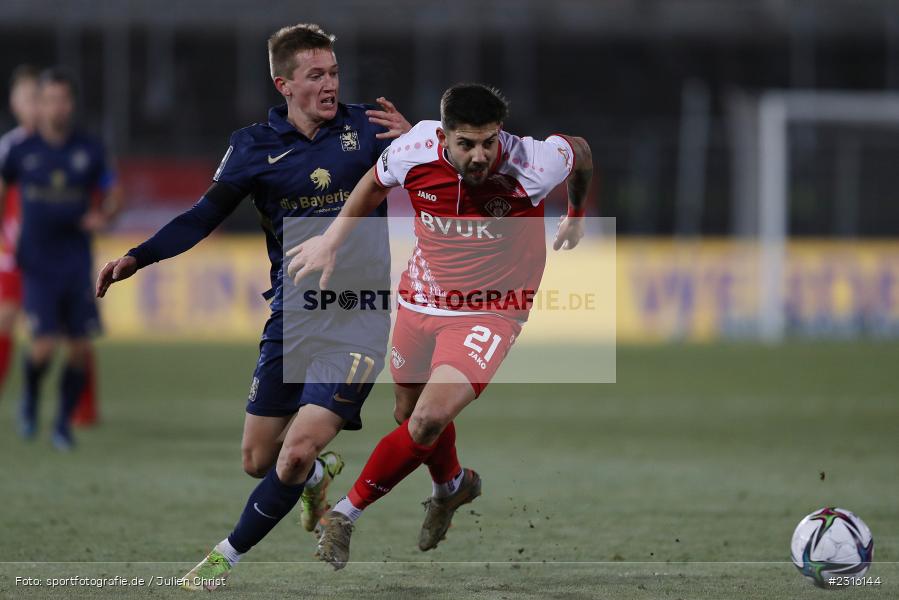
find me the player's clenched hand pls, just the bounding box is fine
[286,235,337,289]
[96,256,137,298]
[552,215,585,251]
[366,97,412,140]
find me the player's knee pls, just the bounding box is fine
[65,342,91,369]
[277,438,319,479]
[393,404,412,425]
[29,339,56,364]
[408,409,449,446]
[241,448,271,478]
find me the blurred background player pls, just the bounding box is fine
[95,23,410,590]
[0,65,39,400]
[0,67,122,449]
[0,65,100,425]
[288,83,592,569]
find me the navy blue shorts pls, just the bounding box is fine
[245,312,386,430]
[23,271,101,338]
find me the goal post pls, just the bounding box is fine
[755,91,899,342]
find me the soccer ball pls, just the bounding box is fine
[790,507,874,587]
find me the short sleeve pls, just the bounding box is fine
[503,133,574,204]
[373,121,440,189]
[530,136,574,198]
[374,140,401,188]
[212,132,255,193]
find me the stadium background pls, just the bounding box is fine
[1,1,897,599]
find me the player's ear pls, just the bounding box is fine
[273,76,289,97]
[436,127,447,148]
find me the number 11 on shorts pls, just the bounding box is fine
[463,325,502,363]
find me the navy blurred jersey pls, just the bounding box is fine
[0,131,113,275]
[213,103,392,318]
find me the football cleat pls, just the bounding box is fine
[181,549,232,591]
[418,468,482,551]
[300,451,345,532]
[51,427,75,451]
[315,510,354,570]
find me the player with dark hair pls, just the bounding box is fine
[0,67,122,448]
[288,82,593,569]
[0,65,40,398]
[96,23,410,590]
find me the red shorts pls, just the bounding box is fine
[0,264,22,304]
[390,305,522,397]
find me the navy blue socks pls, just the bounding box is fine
[227,467,307,553]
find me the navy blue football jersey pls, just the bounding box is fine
[213,103,392,311]
[0,131,113,275]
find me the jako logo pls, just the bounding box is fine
[417,189,437,202]
[419,211,496,239]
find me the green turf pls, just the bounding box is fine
[1,341,897,599]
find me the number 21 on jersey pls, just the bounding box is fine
[463,325,502,369]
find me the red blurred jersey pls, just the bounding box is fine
[0,126,26,272]
[376,120,573,322]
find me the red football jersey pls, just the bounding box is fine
[376,120,573,321]
[0,127,26,268]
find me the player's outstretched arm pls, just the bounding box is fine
[286,166,391,288]
[552,135,593,251]
[96,181,245,298]
[365,97,412,139]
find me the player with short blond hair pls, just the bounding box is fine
[96,23,410,590]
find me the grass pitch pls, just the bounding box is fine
[1,341,897,599]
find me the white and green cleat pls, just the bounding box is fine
[181,549,232,591]
[300,451,345,532]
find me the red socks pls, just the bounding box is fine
[424,421,461,484]
[72,349,98,425]
[348,418,438,508]
[0,335,11,390]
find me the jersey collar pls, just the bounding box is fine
[268,104,350,141]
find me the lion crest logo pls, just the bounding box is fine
[310,168,331,192]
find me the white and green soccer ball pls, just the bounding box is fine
[790,507,874,587]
